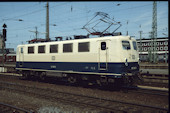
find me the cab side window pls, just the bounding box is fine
[21,48,23,53]
[133,41,137,50]
[101,42,106,50]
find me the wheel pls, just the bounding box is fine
[40,72,46,81]
[95,77,109,90]
[22,71,30,79]
[67,75,77,84]
[96,79,102,86]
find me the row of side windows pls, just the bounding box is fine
[26,42,90,54]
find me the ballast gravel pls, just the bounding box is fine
[0,74,168,112]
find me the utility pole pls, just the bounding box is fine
[126,20,128,36]
[29,26,38,39]
[149,31,153,63]
[139,31,142,52]
[35,26,38,39]
[152,1,157,63]
[46,2,50,41]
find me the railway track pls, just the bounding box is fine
[141,72,168,81]
[122,85,168,97]
[0,71,168,85]
[0,102,33,113]
[0,81,168,113]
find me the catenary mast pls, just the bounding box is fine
[151,1,157,63]
[46,2,50,41]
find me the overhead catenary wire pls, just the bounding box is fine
[2,2,163,32]
[0,2,69,22]
[1,2,153,25]
[1,2,167,43]
[2,2,166,25]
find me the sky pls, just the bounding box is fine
[0,1,168,50]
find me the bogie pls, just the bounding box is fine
[22,71,31,79]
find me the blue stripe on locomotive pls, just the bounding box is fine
[16,62,139,75]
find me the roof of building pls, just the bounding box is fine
[136,37,168,41]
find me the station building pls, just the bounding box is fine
[136,37,168,63]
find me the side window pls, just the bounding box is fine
[50,44,58,53]
[133,41,137,50]
[78,42,89,52]
[63,43,73,53]
[38,45,45,53]
[21,48,23,53]
[28,46,34,54]
[101,42,106,50]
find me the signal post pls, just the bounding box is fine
[2,23,7,67]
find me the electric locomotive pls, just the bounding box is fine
[16,35,140,87]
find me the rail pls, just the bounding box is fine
[139,62,168,69]
[0,102,33,113]
[141,74,168,84]
[0,81,168,113]
[123,85,168,97]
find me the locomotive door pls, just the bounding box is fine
[98,40,109,70]
[19,47,24,67]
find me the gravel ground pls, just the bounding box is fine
[137,81,168,88]
[0,90,99,113]
[0,75,168,112]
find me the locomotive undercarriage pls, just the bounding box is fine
[19,70,141,88]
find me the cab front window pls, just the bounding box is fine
[122,41,130,50]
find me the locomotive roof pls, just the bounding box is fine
[17,35,134,47]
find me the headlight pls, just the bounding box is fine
[125,58,128,66]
